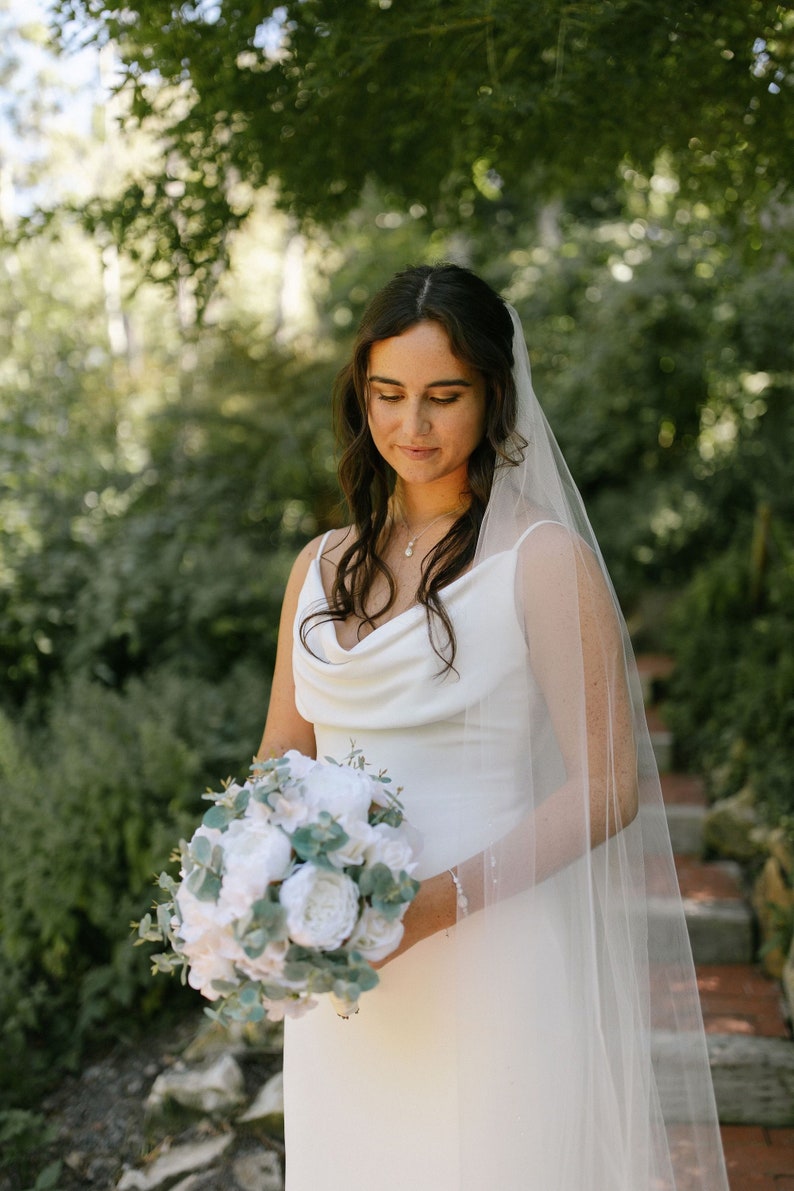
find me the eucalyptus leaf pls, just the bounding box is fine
[190,834,212,866]
[185,866,222,902]
[202,804,233,830]
[261,982,289,1001]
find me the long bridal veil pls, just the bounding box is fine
[454,307,728,1189]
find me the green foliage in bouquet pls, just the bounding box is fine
[136,752,420,1024]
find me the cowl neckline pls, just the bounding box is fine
[305,549,500,657]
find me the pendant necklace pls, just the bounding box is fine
[401,510,458,558]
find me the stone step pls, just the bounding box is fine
[648,896,754,965]
[683,898,755,965]
[679,858,755,966]
[651,729,673,774]
[665,802,707,854]
[653,1033,794,1127]
[647,859,755,965]
[646,706,674,772]
[698,964,790,1040]
[709,1034,794,1127]
[635,653,675,708]
[659,772,708,855]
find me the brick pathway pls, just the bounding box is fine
[721,1126,794,1190]
[663,835,794,1187]
[704,960,794,1188]
[643,655,794,1191]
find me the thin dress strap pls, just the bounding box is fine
[316,529,336,558]
[514,519,562,550]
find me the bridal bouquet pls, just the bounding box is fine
[136,748,420,1020]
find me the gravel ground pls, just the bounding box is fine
[1,1013,284,1191]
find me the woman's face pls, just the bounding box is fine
[366,321,487,494]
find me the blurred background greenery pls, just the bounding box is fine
[0,0,792,1111]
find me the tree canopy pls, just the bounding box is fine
[51,0,793,286]
[2,3,794,1114]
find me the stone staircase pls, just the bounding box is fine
[640,655,794,1190]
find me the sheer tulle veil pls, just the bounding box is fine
[452,305,729,1189]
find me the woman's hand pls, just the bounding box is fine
[372,869,458,969]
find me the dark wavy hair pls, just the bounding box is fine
[302,262,519,667]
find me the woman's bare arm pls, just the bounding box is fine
[256,537,322,762]
[379,525,638,964]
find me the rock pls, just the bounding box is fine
[64,1150,87,1173]
[168,1177,207,1191]
[181,1020,251,1064]
[116,1133,234,1190]
[239,1071,284,1135]
[233,1149,283,1191]
[766,828,794,876]
[783,935,794,1026]
[752,856,794,978]
[703,787,769,864]
[145,1054,245,1119]
[183,1018,283,1064]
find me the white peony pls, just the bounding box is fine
[326,817,377,869]
[179,923,246,999]
[175,883,223,943]
[262,782,316,834]
[302,763,372,825]
[262,992,317,1022]
[216,817,293,922]
[347,907,405,962]
[364,824,418,874]
[281,750,318,780]
[279,863,360,949]
[249,751,318,832]
[179,822,224,880]
[236,939,290,984]
[367,778,396,809]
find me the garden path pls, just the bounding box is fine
[640,655,794,1191]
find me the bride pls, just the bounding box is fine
[258,264,728,1190]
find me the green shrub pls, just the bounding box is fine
[666,516,794,838]
[0,661,268,1105]
[0,1109,60,1190]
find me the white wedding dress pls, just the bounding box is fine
[284,528,724,1190]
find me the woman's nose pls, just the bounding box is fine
[404,399,431,437]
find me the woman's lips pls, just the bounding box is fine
[398,446,438,459]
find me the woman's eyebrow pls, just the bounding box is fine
[367,375,473,387]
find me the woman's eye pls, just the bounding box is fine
[431,394,461,405]
[376,392,402,402]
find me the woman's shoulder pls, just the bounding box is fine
[291,525,352,565]
[514,519,614,620]
[514,516,574,561]
[286,526,355,593]
[317,525,356,562]
[514,518,603,585]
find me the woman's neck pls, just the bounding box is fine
[391,481,470,528]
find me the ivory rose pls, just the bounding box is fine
[279,864,360,949]
[364,824,418,874]
[216,817,293,921]
[347,907,405,962]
